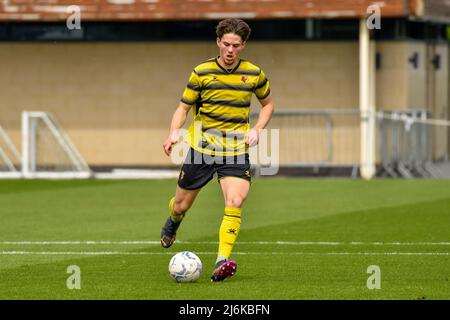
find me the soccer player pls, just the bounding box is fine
[160,18,274,282]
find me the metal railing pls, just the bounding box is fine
[377,110,450,178]
[251,108,450,178]
[250,108,361,173]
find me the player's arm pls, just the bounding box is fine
[245,93,274,147]
[163,101,192,156]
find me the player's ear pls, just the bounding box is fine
[216,37,221,47]
[241,41,246,49]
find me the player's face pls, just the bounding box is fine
[217,33,246,66]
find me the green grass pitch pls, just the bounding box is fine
[0,178,449,299]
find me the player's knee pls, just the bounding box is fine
[226,195,245,208]
[173,200,191,215]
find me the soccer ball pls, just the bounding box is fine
[168,251,202,282]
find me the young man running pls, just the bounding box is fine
[161,18,274,282]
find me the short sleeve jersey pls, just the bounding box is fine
[181,57,271,156]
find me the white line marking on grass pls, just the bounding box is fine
[1,241,450,246]
[0,241,162,245]
[0,251,173,255]
[237,241,450,246]
[1,251,449,256]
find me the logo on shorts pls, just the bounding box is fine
[179,170,185,181]
[200,137,209,148]
[245,170,250,177]
[227,228,237,235]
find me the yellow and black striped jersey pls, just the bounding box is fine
[181,57,271,156]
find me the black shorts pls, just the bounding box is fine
[177,148,251,190]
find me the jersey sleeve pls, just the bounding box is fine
[254,69,271,100]
[180,70,202,105]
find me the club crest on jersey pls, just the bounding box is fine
[241,76,248,83]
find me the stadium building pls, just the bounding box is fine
[0,0,449,179]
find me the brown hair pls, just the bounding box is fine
[216,18,251,42]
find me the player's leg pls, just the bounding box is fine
[171,185,201,219]
[212,176,250,281]
[161,147,215,248]
[160,186,200,248]
[218,176,250,259]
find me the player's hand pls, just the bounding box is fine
[163,130,179,156]
[245,128,260,147]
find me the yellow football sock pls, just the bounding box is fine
[218,207,242,260]
[169,197,184,223]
